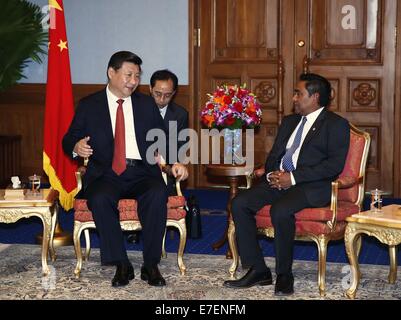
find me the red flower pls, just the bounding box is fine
[200,84,262,129]
[224,114,236,126]
[223,96,232,105]
[215,89,224,97]
[234,102,243,112]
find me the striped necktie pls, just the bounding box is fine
[281,116,307,172]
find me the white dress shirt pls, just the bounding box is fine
[106,85,141,160]
[159,105,168,119]
[267,107,325,186]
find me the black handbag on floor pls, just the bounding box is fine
[185,195,202,239]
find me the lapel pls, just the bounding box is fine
[282,115,302,146]
[300,109,327,150]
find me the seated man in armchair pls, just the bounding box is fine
[223,73,350,296]
[63,51,188,287]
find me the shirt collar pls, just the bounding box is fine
[159,105,168,118]
[304,107,324,124]
[106,85,125,104]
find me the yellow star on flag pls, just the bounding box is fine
[57,39,68,52]
[49,0,63,11]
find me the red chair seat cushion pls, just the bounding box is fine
[74,196,186,222]
[254,202,359,236]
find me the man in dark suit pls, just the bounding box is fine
[149,69,189,194]
[223,73,350,296]
[62,51,188,288]
[127,70,189,244]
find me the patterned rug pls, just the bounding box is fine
[0,244,399,300]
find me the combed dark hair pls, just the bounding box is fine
[107,51,142,77]
[150,69,178,91]
[300,73,331,107]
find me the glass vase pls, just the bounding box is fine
[223,128,244,165]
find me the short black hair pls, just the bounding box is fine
[107,51,142,77]
[300,73,332,107]
[150,69,178,91]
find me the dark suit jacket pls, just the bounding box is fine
[264,109,350,206]
[62,89,167,192]
[162,102,189,194]
[163,101,189,153]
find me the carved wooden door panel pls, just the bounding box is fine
[197,0,282,188]
[295,0,396,194]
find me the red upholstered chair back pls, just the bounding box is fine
[337,124,371,206]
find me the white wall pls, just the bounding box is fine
[21,0,188,84]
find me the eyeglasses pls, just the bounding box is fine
[152,91,175,99]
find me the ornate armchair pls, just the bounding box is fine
[227,123,370,296]
[73,164,187,278]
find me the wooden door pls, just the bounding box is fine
[195,0,397,194]
[196,0,283,188]
[294,0,397,194]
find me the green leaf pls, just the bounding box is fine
[0,0,48,91]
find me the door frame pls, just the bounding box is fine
[394,2,401,197]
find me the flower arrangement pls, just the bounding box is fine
[200,84,262,129]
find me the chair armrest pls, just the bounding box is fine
[337,176,362,189]
[160,164,184,197]
[245,166,265,189]
[327,181,339,231]
[327,175,363,231]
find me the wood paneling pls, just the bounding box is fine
[213,0,279,61]
[311,0,382,63]
[195,0,398,196]
[197,0,280,188]
[0,84,192,187]
[299,0,396,194]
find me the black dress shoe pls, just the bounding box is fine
[141,265,166,287]
[223,267,273,289]
[111,263,135,287]
[274,274,294,296]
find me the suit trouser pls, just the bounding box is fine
[84,165,168,267]
[231,179,312,275]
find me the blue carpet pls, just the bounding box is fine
[0,189,400,266]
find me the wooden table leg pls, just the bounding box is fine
[388,245,398,284]
[211,176,239,259]
[345,223,361,299]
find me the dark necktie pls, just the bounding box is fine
[281,116,307,172]
[112,99,126,175]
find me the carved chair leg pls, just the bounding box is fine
[316,235,329,297]
[162,228,167,259]
[227,221,239,278]
[73,222,83,278]
[176,219,187,275]
[83,229,91,261]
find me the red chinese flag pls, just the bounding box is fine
[43,0,77,210]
